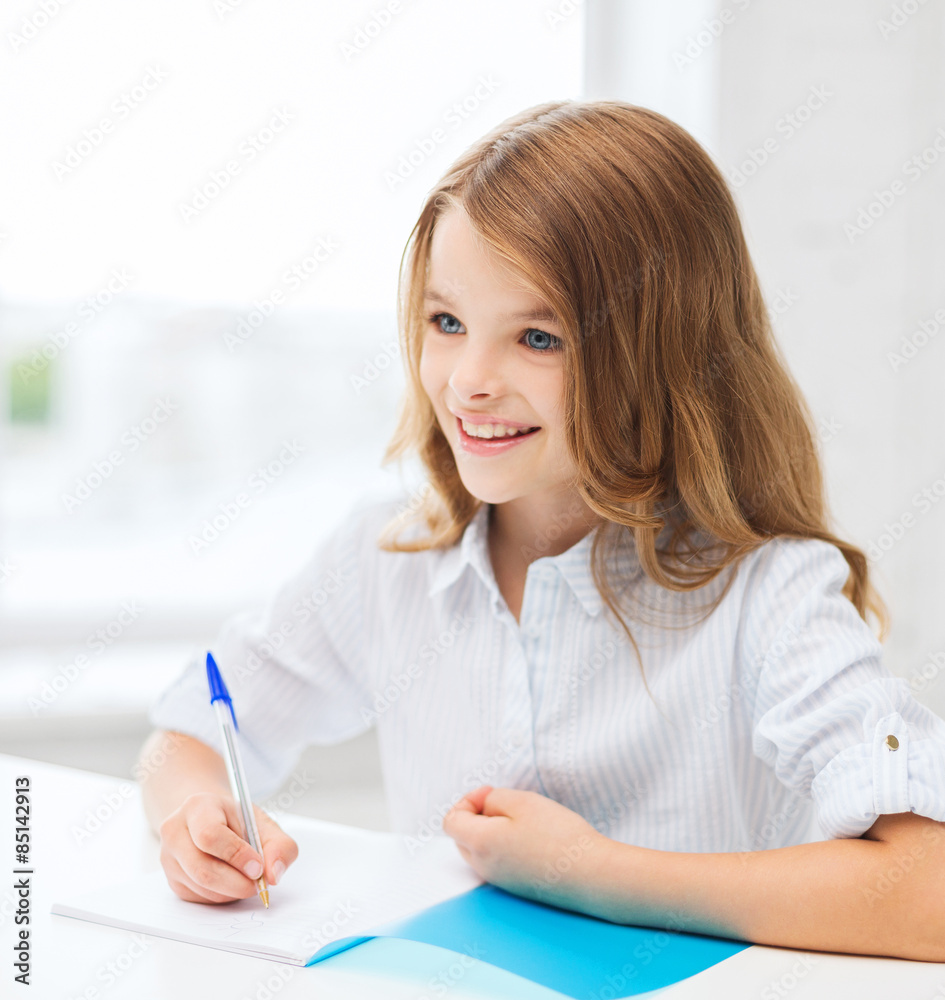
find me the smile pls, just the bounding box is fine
[455,416,541,454]
[460,418,538,439]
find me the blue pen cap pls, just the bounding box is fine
[206,651,239,731]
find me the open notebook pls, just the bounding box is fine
[51,814,484,966]
[52,813,750,998]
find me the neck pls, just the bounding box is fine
[488,493,604,568]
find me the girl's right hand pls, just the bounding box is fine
[157,792,299,904]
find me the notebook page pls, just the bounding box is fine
[54,871,322,963]
[52,816,483,965]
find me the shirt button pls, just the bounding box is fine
[526,623,542,639]
[885,734,900,751]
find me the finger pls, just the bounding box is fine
[476,786,525,818]
[160,846,248,905]
[255,808,300,886]
[173,836,261,900]
[443,803,501,846]
[168,870,241,905]
[443,786,497,842]
[168,879,215,904]
[173,801,262,898]
[459,785,494,814]
[189,797,266,882]
[444,785,494,830]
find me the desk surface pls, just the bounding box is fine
[2,754,944,1000]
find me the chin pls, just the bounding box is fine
[455,474,518,507]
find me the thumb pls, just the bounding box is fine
[254,806,299,886]
[443,786,495,844]
[454,785,494,816]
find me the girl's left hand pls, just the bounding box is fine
[442,785,608,912]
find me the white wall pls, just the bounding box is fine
[0,0,584,308]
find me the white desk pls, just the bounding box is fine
[2,754,944,1000]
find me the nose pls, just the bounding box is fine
[447,336,506,401]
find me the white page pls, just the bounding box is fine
[52,815,484,966]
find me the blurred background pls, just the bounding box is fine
[1,0,943,832]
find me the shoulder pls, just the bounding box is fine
[344,487,440,549]
[741,534,853,599]
[662,532,851,625]
[318,487,449,576]
[737,534,875,670]
[261,489,430,623]
[342,489,408,539]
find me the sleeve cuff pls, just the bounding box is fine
[811,711,945,839]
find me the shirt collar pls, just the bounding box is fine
[428,502,494,601]
[428,503,642,618]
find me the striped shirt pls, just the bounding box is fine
[148,493,945,851]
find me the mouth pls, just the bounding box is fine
[455,416,541,453]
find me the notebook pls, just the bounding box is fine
[52,814,750,998]
[52,815,481,965]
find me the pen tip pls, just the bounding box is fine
[260,889,270,908]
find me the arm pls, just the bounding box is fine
[135,729,298,904]
[591,809,945,962]
[443,787,945,963]
[136,729,231,833]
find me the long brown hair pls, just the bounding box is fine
[377,98,889,687]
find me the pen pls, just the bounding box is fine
[205,651,270,908]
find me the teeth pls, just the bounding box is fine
[461,419,534,439]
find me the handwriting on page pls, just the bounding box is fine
[200,911,267,938]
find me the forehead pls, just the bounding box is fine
[425,207,555,317]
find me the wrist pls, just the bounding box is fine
[542,830,630,922]
[578,833,635,922]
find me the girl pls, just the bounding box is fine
[139,99,945,962]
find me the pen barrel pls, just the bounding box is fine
[213,700,264,855]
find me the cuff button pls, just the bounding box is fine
[885,734,900,751]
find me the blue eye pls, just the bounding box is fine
[429,312,463,335]
[524,329,560,352]
[425,312,561,354]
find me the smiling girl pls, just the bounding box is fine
[139,99,945,961]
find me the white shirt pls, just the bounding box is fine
[148,492,945,852]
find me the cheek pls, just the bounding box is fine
[538,377,573,465]
[418,336,443,396]
[534,375,566,431]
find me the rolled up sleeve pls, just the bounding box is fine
[746,537,945,839]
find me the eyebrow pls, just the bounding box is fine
[423,288,560,325]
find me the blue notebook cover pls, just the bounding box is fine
[308,883,750,998]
